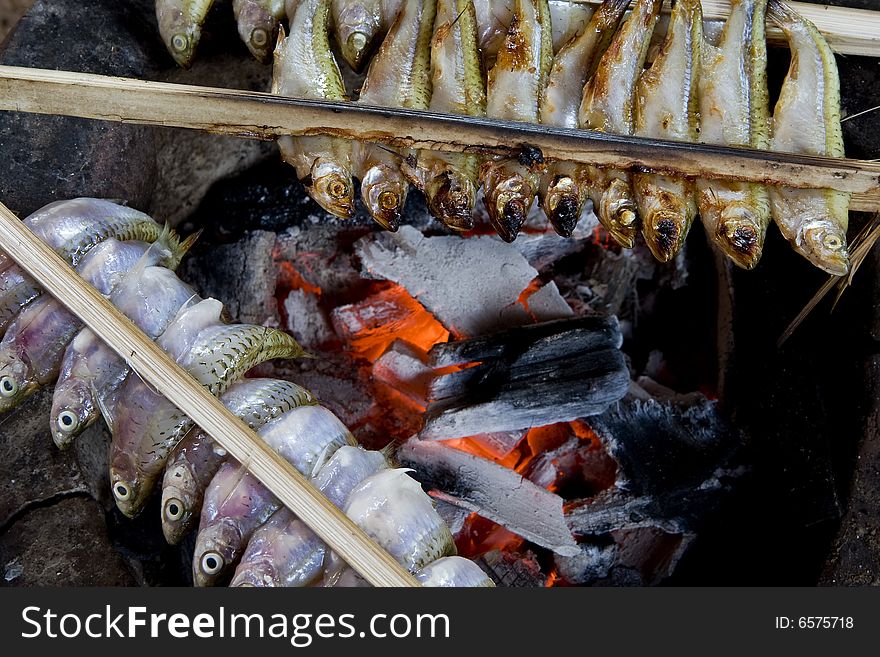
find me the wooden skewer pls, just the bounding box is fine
[0,66,878,212]
[0,199,420,589]
[567,0,880,57]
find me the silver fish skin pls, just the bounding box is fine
[410,0,486,232]
[696,0,772,270]
[0,240,150,413]
[356,0,435,231]
[161,378,317,545]
[109,300,305,518]
[331,0,383,71]
[233,0,286,63]
[767,0,849,276]
[416,556,495,587]
[193,405,356,586]
[539,0,629,236]
[324,468,455,582]
[578,0,662,249]
[633,0,702,262]
[156,0,215,67]
[231,446,388,587]
[274,0,355,218]
[0,199,187,336]
[481,0,553,242]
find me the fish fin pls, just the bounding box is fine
[92,380,119,433]
[379,443,398,468]
[271,25,287,96]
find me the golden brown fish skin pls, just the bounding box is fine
[273,3,355,218]
[539,0,629,236]
[481,0,553,241]
[331,0,383,71]
[356,0,436,231]
[578,0,662,249]
[697,0,771,270]
[633,0,702,262]
[410,0,486,231]
[156,0,215,68]
[233,0,286,63]
[767,0,849,276]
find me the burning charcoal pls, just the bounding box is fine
[283,289,335,349]
[610,527,694,586]
[398,438,580,557]
[355,226,571,337]
[553,541,618,586]
[421,317,629,440]
[433,500,470,538]
[461,430,528,461]
[372,340,434,408]
[476,549,548,588]
[275,225,365,299]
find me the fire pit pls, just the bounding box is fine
[0,0,878,587]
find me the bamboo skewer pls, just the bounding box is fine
[567,0,880,56]
[0,66,878,212]
[0,199,419,589]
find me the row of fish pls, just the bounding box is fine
[264,0,848,275]
[0,198,491,587]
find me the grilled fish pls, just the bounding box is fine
[274,0,355,218]
[356,0,435,230]
[410,0,486,231]
[539,0,628,236]
[696,0,772,269]
[481,0,553,242]
[416,556,495,587]
[633,0,703,262]
[331,0,383,71]
[193,405,355,586]
[578,0,662,248]
[233,0,286,62]
[161,378,317,545]
[767,0,849,275]
[156,0,215,67]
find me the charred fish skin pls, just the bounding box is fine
[411,0,486,232]
[274,1,355,218]
[356,0,436,231]
[156,0,215,67]
[192,405,355,586]
[110,300,306,518]
[325,468,455,582]
[633,0,702,262]
[539,0,629,237]
[230,446,389,587]
[161,378,317,545]
[233,0,286,63]
[481,0,553,242]
[767,0,849,276]
[697,0,772,270]
[0,240,151,414]
[578,0,662,249]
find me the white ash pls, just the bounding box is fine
[372,340,434,407]
[276,225,364,299]
[283,289,335,349]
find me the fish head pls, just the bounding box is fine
[193,520,241,586]
[424,171,477,232]
[110,450,150,518]
[717,203,766,270]
[543,175,583,237]
[235,0,278,63]
[335,4,381,71]
[156,1,205,68]
[229,561,277,588]
[0,346,37,413]
[361,162,408,231]
[161,463,200,545]
[50,379,96,449]
[481,164,535,242]
[304,158,355,218]
[598,178,639,248]
[643,209,688,263]
[798,219,850,277]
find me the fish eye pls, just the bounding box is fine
[251,28,268,47]
[113,482,131,501]
[823,234,843,251]
[328,180,348,199]
[57,410,80,433]
[164,498,184,521]
[0,376,18,398]
[378,191,399,211]
[171,34,189,52]
[201,551,224,576]
[617,209,637,227]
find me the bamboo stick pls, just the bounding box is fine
[567,0,880,57]
[0,67,878,211]
[0,199,419,589]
